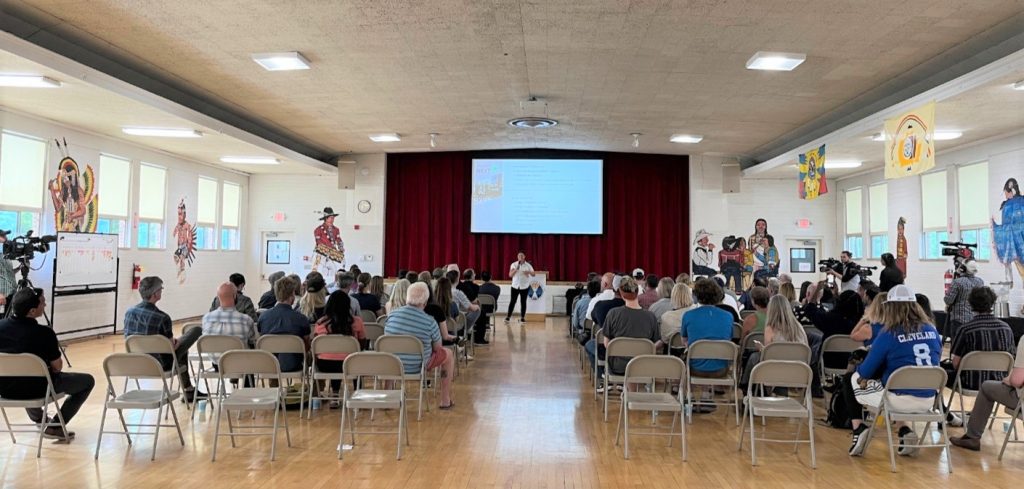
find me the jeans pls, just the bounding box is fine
[966,380,1019,438]
[156,327,202,390]
[584,339,605,378]
[506,287,528,320]
[27,371,95,425]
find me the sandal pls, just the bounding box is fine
[439,402,455,410]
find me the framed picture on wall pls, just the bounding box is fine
[266,240,291,264]
[790,248,816,273]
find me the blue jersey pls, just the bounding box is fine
[863,322,884,347]
[856,324,941,397]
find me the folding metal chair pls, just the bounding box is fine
[761,342,812,363]
[359,310,378,325]
[861,366,951,473]
[373,334,437,421]
[998,386,1024,461]
[339,352,408,460]
[308,335,361,419]
[256,334,308,418]
[0,353,69,458]
[614,355,687,460]
[603,338,657,422]
[125,335,188,412]
[686,340,740,425]
[211,350,291,461]
[95,353,184,460]
[363,323,385,349]
[738,360,815,468]
[945,350,1013,422]
[592,328,605,400]
[191,335,247,419]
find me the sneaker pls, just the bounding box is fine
[950,435,981,451]
[596,386,605,394]
[504,317,511,323]
[898,428,919,456]
[328,401,341,409]
[466,354,475,361]
[849,425,870,456]
[183,390,209,403]
[946,412,964,427]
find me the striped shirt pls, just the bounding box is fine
[383,305,440,374]
[951,314,1015,390]
[202,307,257,347]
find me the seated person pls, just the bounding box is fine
[256,276,311,372]
[209,273,257,320]
[446,270,481,328]
[740,286,770,337]
[258,271,286,309]
[740,295,808,388]
[647,277,677,321]
[124,276,203,402]
[296,272,328,322]
[202,282,258,347]
[0,288,94,441]
[351,272,384,316]
[801,289,864,339]
[603,277,662,375]
[682,278,736,412]
[385,282,455,409]
[313,291,366,403]
[637,274,661,310]
[591,276,625,327]
[850,294,886,346]
[658,283,695,345]
[946,286,1014,392]
[573,280,600,337]
[951,334,1024,451]
[845,285,942,457]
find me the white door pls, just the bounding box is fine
[260,231,296,295]
[785,238,822,279]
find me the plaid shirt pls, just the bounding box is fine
[0,258,16,302]
[123,301,173,338]
[951,314,1015,390]
[943,275,985,324]
[209,292,257,321]
[202,307,256,347]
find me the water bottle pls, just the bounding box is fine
[312,398,321,410]
[198,400,206,413]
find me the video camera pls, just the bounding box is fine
[857,265,877,278]
[1,230,56,262]
[818,258,841,273]
[940,240,977,278]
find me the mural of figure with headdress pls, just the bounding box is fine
[718,235,743,293]
[312,206,345,278]
[691,228,717,277]
[172,199,196,284]
[993,177,1024,286]
[48,139,98,233]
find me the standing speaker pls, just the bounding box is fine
[722,165,741,193]
[338,160,356,189]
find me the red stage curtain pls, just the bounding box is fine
[384,150,689,281]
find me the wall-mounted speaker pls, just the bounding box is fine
[722,165,741,193]
[338,160,356,189]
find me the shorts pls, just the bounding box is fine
[851,372,934,413]
[426,348,450,370]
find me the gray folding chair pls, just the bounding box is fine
[478,294,496,339]
[363,323,385,348]
[998,386,1024,461]
[614,355,687,460]
[339,352,408,460]
[862,366,951,473]
[125,335,188,404]
[212,350,291,461]
[359,310,379,325]
[308,335,361,419]
[96,353,184,461]
[592,328,606,400]
[0,353,69,458]
[738,360,816,468]
[666,332,685,357]
[946,350,1014,422]
[582,319,596,374]
[741,332,765,354]
[686,340,740,425]
[374,334,436,421]
[732,323,743,342]
[740,310,756,321]
[191,335,247,419]
[256,334,308,418]
[603,338,657,422]
[820,335,862,379]
[761,342,812,363]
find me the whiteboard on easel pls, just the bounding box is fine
[55,232,118,287]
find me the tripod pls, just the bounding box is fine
[2,257,72,367]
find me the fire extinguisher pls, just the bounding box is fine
[132,264,143,290]
[943,269,954,294]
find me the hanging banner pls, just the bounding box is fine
[798,144,827,200]
[884,101,936,179]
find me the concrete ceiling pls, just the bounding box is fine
[2,0,1023,161]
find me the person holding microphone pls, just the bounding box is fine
[505,251,535,323]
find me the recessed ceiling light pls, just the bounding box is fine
[122,127,203,138]
[934,130,963,140]
[670,134,704,144]
[1012,80,1024,90]
[0,74,62,88]
[791,159,862,170]
[746,51,806,71]
[251,52,311,71]
[369,133,401,142]
[219,156,280,165]
[507,117,558,128]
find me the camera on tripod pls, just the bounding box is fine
[1,230,56,262]
[818,258,841,273]
[940,240,977,277]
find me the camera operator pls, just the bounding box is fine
[826,251,861,293]
[0,230,17,314]
[943,260,985,338]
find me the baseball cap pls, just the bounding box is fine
[886,284,916,303]
[632,268,645,279]
[612,274,623,291]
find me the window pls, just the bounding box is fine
[137,163,166,249]
[97,154,131,248]
[220,182,240,250]
[921,171,948,259]
[0,132,46,236]
[845,188,863,259]
[957,162,990,260]
[868,184,888,259]
[195,177,218,250]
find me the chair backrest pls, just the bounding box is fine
[884,366,947,393]
[255,308,269,319]
[311,334,361,356]
[594,327,604,343]
[742,332,765,351]
[606,337,656,359]
[197,335,247,355]
[687,339,738,362]
[376,314,388,323]
[364,323,385,342]
[732,323,742,341]
[343,351,404,379]
[181,321,203,336]
[740,310,756,320]
[104,353,166,379]
[761,341,812,363]
[822,334,862,354]
[125,334,174,355]
[749,360,813,390]
[584,319,595,334]
[958,350,1015,374]
[359,310,378,324]
[0,353,51,378]
[218,349,281,376]
[256,334,306,354]
[477,294,496,307]
[624,355,685,381]
[667,331,685,349]
[375,335,425,357]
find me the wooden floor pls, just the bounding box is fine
[3,317,1024,488]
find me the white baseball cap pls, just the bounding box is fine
[632,268,645,279]
[612,275,624,291]
[886,284,917,303]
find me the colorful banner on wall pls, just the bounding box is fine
[884,101,936,179]
[798,144,827,200]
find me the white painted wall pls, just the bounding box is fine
[835,132,1024,315]
[245,153,385,297]
[0,109,249,339]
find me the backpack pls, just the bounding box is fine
[825,389,852,429]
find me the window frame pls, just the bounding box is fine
[220,181,241,251]
[920,170,948,261]
[137,162,168,250]
[0,131,47,234]
[97,153,133,249]
[195,176,219,251]
[844,187,864,260]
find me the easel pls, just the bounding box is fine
[48,257,120,358]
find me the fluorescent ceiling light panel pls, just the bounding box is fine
[219,156,280,165]
[670,134,704,144]
[745,51,806,71]
[934,130,963,140]
[369,133,401,142]
[828,160,863,169]
[0,74,62,88]
[251,52,311,71]
[1012,80,1024,90]
[121,127,203,138]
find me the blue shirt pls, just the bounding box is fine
[384,305,442,374]
[863,322,884,347]
[856,324,941,397]
[573,295,593,332]
[256,303,311,372]
[681,305,734,372]
[123,301,173,339]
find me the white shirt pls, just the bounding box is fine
[509,260,535,289]
[720,294,741,314]
[585,289,615,321]
[841,273,861,293]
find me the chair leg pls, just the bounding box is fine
[152,403,163,461]
[397,403,405,460]
[884,410,897,473]
[226,406,237,448]
[999,416,1016,461]
[623,401,630,459]
[940,417,952,474]
[794,419,803,454]
[282,400,292,447]
[737,402,747,451]
[168,399,185,446]
[680,412,687,461]
[116,408,132,445]
[808,411,817,469]
[270,401,280,462]
[211,404,223,462]
[748,402,757,466]
[603,378,610,422]
[614,400,623,447]
[417,376,424,421]
[0,407,15,443]
[94,403,109,460]
[338,404,347,460]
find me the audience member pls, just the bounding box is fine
[682,278,735,411]
[946,287,1014,392]
[591,275,625,326]
[123,276,202,401]
[296,271,328,321]
[779,282,799,307]
[798,281,813,303]
[658,283,695,344]
[405,271,418,283]
[850,293,887,346]
[803,290,864,339]
[258,271,286,309]
[858,279,880,304]
[647,277,676,321]
[602,277,661,376]
[916,294,936,324]
[369,275,389,305]
[426,278,465,349]
[778,273,793,286]
[712,276,742,323]
[313,291,366,403]
[386,279,411,315]
[447,270,481,328]
[738,277,767,311]
[202,282,257,347]
[286,273,303,298]
[457,269,480,301]
[479,271,500,301]
[209,273,257,320]
[384,282,454,409]
[417,271,433,288]
[740,294,808,387]
[256,276,311,372]
[573,280,600,335]
[740,286,770,337]
[675,273,692,286]
[637,274,660,310]
[585,273,616,321]
[944,260,986,338]
[0,288,94,440]
[878,253,904,292]
[767,277,780,297]
[352,272,383,316]
[950,334,1024,451]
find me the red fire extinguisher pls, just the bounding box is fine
[943,269,954,294]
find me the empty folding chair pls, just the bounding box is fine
[95,353,185,461]
[741,332,765,355]
[359,310,378,325]
[737,360,816,468]
[0,353,69,458]
[338,352,408,460]
[998,387,1024,461]
[686,340,740,425]
[374,335,435,421]
[603,338,657,422]
[211,350,291,461]
[946,350,1013,422]
[256,334,308,418]
[363,323,385,349]
[191,335,247,419]
[861,366,951,473]
[732,323,743,343]
[125,335,188,409]
[614,355,687,460]
[308,335,361,419]
[666,332,685,357]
